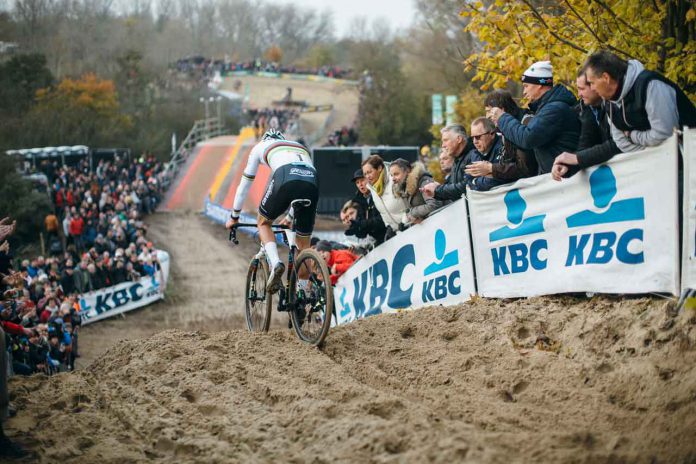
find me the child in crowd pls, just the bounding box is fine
[314,240,359,285]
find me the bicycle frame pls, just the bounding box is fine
[230,223,296,312]
[230,216,334,346]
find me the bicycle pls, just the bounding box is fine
[229,200,334,346]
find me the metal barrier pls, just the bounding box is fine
[165,117,226,183]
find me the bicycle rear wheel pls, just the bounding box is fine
[289,248,333,346]
[244,256,272,332]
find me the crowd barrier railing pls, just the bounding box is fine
[334,132,688,325]
[682,128,696,293]
[79,250,170,325]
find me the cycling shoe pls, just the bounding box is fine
[266,262,285,294]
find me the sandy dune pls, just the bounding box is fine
[5,208,696,463]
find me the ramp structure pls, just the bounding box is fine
[220,74,359,145]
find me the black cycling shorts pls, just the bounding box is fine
[259,163,318,236]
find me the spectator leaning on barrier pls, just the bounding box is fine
[551,67,622,181]
[343,169,386,247]
[463,117,507,191]
[488,61,580,175]
[362,155,408,239]
[482,90,537,181]
[421,124,474,204]
[389,158,442,226]
[582,50,696,153]
[315,240,359,285]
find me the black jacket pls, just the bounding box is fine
[497,85,580,174]
[60,270,77,296]
[574,101,621,170]
[434,139,475,202]
[610,70,696,132]
[492,108,537,182]
[346,191,387,246]
[468,135,507,191]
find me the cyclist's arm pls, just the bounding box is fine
[231,145,263,219]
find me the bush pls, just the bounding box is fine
[0,155,51,250]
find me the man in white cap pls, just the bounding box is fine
[488,60,580,174]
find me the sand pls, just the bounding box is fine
[5,210,696,463]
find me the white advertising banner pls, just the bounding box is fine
[683,128,696,291]
[80,250,170,325]
[332,200,476,325]
[468,136,679,297]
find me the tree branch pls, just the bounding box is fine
[590,0,641,35]
[520,0,588,53]
[563,0,638,60]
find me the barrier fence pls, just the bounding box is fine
[79,251,170,325]
[469,138,679,297]
[683,128,696,292]
[334,133,690,322]
[333,200,476,324]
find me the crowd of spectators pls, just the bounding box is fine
[174,56,351,80]
[325,126,358,147]
[249,107,300,138]
[1,154,167,379]
[325,50,695,273]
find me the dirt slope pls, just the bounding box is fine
[7,293,696,463]
[71,210,258,368]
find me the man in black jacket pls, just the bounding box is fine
[488,61,580,174]
[344,169,387,246]
[59,260,77,296]
[551,68,621,180]
[421,124,474,203]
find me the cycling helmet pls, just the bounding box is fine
[261,128,285,141]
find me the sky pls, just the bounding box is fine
[290,0,418,38]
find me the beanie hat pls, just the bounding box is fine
[315,240,332,253]
[521,61,553,86]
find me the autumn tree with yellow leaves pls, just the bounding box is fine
[462,0,695,99]
[26,74,132,147]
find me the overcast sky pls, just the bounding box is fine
[290,0,417,38]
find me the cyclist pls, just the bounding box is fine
[225,129,318,293]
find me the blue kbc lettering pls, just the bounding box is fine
[492,240,548,275]
[565,166,645,267]
[91,283,144,316]
[490,189,548,275]
[339,287,351,319]
[351,245,415,318]
[422,230,460,302]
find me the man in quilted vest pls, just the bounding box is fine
[583,50,696,153]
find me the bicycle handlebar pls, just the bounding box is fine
[228,222,290,245]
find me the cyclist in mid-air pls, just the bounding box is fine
[225,128,318,293]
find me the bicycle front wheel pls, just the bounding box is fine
[244,257,272,332]
[289,248,333,346]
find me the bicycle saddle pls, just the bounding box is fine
[291,199,312,209]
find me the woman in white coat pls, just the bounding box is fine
[361,155,408,239]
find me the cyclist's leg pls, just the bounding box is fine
[295,235,311,251]
[257,213,277,260]
[257,211,282,262]
[292,180,318,279]
[258,168,292,292]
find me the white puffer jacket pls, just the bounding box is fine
[367,162,409,230]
